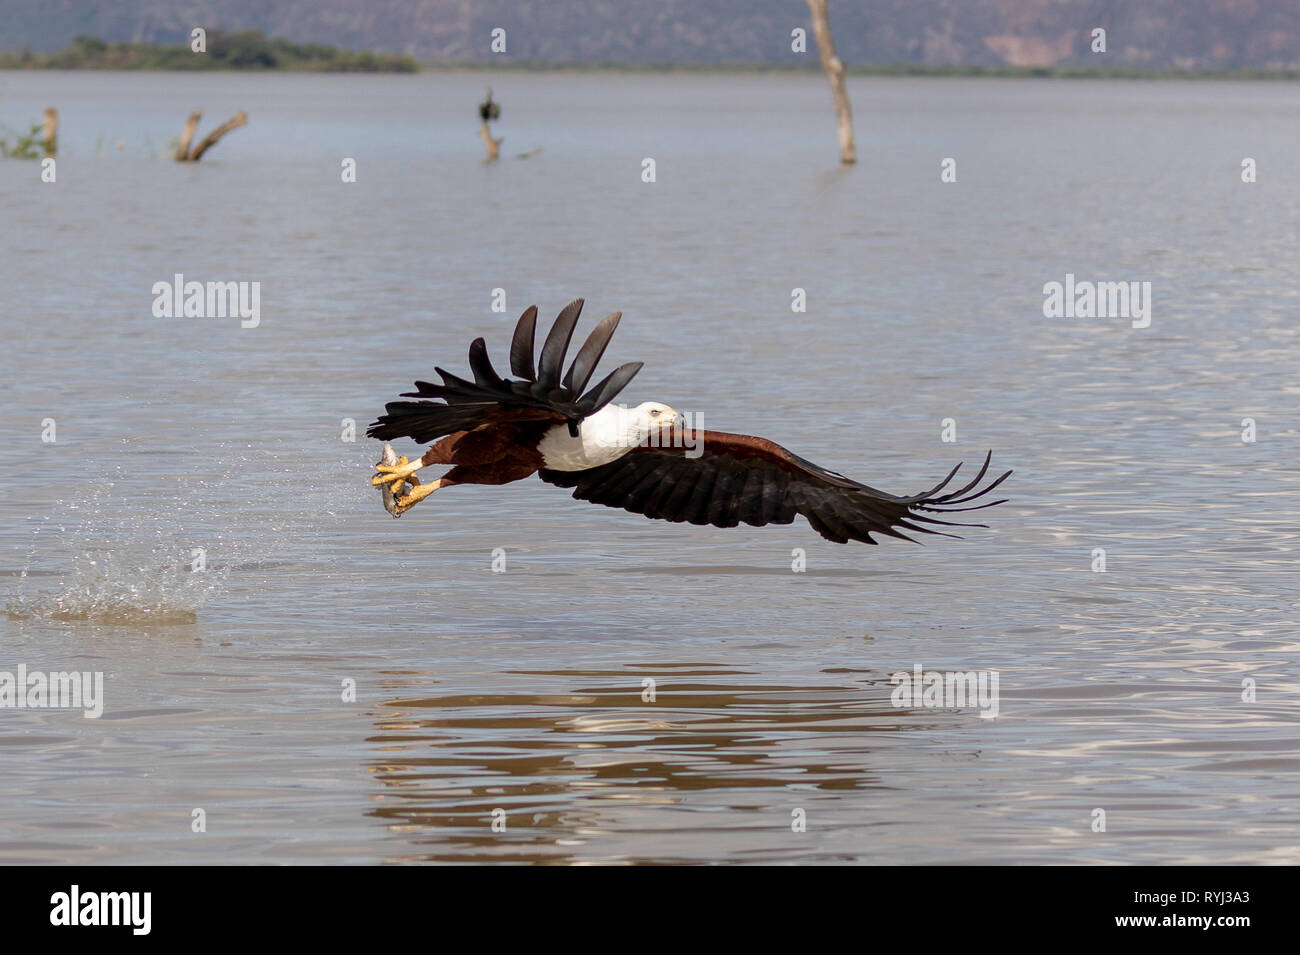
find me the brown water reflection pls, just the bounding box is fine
[365,664,941,864]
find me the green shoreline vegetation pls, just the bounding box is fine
[0,32,417,72]
[0,122,44,158]
[0,33,1295,80]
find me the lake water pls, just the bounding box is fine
[1,70,1298,864]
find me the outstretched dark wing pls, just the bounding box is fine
[538,430,1011,545]
[366,299,642,444]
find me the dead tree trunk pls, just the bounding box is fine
[42,107,57,158]
[480,121,502,162]
[806,0,857,165]
[175,111,202,160]
[187,110,247,161]
[175,110,247,162]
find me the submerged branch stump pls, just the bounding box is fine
[42,107,57,158]
[478,88,502,162]
[480,120,502,162]
[175,109,248,162]
[175,111,201,160]
[806,0,857,165]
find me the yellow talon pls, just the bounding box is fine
[391,472,421,494]
[387,456,411,493]
[393,478,449,515]
[372,454,423,489]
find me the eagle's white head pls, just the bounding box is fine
[616,401,681,446]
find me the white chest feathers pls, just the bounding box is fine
[537,405,635,471]
[537,402,679,472]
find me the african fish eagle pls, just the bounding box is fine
[366,300,1011,544]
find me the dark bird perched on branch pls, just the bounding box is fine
[478,88,500,122]
[367,300,1012,544]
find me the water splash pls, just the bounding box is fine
[4,538,222,625]
[1,441,340,627]
[4,487,236,625]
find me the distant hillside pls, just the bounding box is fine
[0,31,418,71]
[4,1,1300,71]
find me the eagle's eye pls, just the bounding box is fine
[649,409,661,417]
